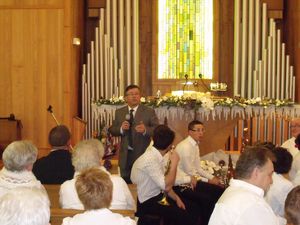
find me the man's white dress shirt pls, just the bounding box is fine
[60,166,135,210]
[175,136,213,181]
[62,208,136,225]
[282,137,298,158]
[208,179,286,225]
[265,172,294,217]
[130,145,165,203]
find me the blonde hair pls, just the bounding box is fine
[75,167,112,210]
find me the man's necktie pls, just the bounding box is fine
[128,109,134,148]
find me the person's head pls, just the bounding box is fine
[3,140,38,172]
[291,118,300,138]
[188,120,204,142]
[48,125,71,147]
[295,133,300,150]
[254,141,275,151]
[75,167,112,210]
[152,125,175,151]
[285,186,300,225]
[124,84,141,108]
[72,139,104,172]
[235,146,274,192]
[271,147,293,174]
[0,187,50,225]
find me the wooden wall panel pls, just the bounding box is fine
[0,0,84,155]
[0,0,62,8]
[284,0,300,102]
[0,9,64,149]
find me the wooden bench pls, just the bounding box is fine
[45,183,138,209]
[50,208,135,225]
[44,184,60,208]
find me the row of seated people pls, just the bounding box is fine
[1,120,300,225]
[0,125,136,225]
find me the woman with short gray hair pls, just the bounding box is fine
[60,139,135,210]
[0,140,44,198]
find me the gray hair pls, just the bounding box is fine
[0,187,50,225]
[3,141,38,172]
[72,139,104,172]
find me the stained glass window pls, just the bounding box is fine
[158,0,213,79]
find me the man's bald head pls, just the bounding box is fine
[291,118,300,138]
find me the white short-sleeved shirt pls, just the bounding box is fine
[62,208,136,225]
[265,172,294,217]
[130,145,165,203]
[208,179,286,225]
[60,167,135,210]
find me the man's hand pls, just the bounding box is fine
[208,176,222,186]
[135,121,146,133]
[190,176,197,190]
[175,195,186,210]
[121,121,130,130]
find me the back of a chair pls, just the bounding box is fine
[44,184,60,208]
[50,208,135,225]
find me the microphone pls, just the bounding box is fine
[125,114,130,121]
[183,74,189,93]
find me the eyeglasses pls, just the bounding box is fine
[291,125,300,128]
[126,93,140,97]
[190,128,205,132]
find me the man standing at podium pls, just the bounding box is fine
[109,84,159,183]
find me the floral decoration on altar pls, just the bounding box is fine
[94,92,294,111]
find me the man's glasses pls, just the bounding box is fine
[190,128,205,132]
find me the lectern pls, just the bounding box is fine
[0,116,22,159]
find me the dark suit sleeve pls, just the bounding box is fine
[108,108,124,136]
[144,107,159,137]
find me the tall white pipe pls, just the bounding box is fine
[100,9,105,98]
[261,3,267,53]
[271,20,276,99]
[267,36,272,98]
[233,0,241,96]
[276,29,281,100]
[126,0,132,85]
[241,0,248,97]
[119,0,125,94]
[285,55,290,99]
[247,0,254,98]
[133,0,139,85]
[281,43,286,99]
[95,28,100,100]
[254,0,260,70]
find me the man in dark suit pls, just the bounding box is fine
[33,125,74,184]
[109,84,159,183]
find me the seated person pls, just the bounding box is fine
[174,120,224,224]
[282,118,300,158]
[33,125,75,184]
[60,139,135,210]
[285,186,300,225]
[0,140,44,197]
[265,147,294,217]
[62,167,135,225]
[0,187,50,225]
[209,146,286,225]
[289,134,300,184]
[131,125,200,225]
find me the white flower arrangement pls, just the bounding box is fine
[94,92,294,111]
[200,160,221,175]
